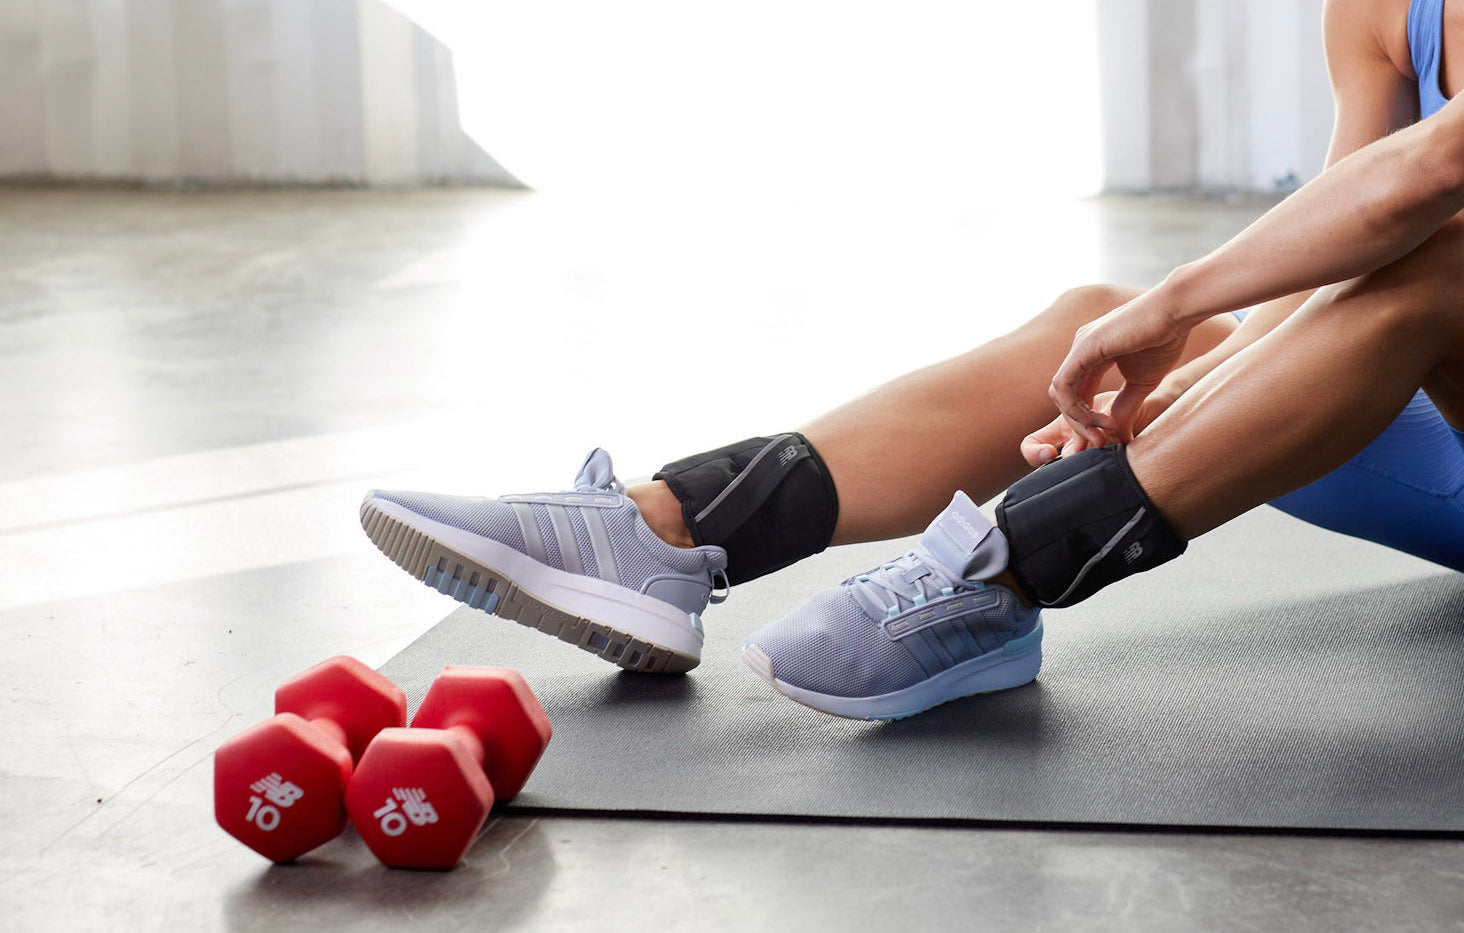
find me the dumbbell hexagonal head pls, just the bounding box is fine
[214,656,406,862]
[345,667,551,870]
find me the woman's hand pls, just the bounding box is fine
[1021,387,1181,467]
[1048,286,1193,446]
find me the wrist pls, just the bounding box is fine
[1156,262,1206,328]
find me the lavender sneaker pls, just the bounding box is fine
[742,490,1041,719]
[361,449,728,673]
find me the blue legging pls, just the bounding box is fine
[1265,389,1464,571]
[1218,309,1464,571]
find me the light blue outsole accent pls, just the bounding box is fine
[423,564,501,613]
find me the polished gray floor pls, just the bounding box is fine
[3,187,1461,932]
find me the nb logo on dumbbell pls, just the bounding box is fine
[244,772,305,832]
[372,787,440,837]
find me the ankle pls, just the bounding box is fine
[993,569,1036,608]
[627,480,696,549]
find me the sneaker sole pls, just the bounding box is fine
[741,622,1042,721]
[361,497,702,674]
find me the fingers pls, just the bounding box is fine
[1108,381,1159,443]
[1020,418,1066,467]
[1062,412,1115,449]
[1021,441,1059,467]
[1022,424,1097,468]
[1060,434,1090,459]
[1050,348,1112,447]
[1022,412,1099,467]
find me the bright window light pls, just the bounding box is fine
[388,2,1102,207]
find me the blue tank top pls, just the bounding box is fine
[1409,0,1452,117]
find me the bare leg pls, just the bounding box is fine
[807,286,1148,544]
[630,284,1241,547]
[1130,218,1464,538]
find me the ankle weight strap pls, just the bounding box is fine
[995,445,1187,608]
[654,433,839,585]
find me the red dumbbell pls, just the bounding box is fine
[344,666,551,870]
[214,656,406,862]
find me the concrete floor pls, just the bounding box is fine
[3,186,1461,932]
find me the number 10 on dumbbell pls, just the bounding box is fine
[372,786,439,836]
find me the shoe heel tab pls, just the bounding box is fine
[698,544,730,570]
[709,566,730,605]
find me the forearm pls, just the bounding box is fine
[1152,291,1312,401]
[1161,100,1464,326]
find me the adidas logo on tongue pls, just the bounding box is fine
[950,509,982,543]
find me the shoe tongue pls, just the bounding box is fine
[920,490,1008,581]
[573,448,618,492]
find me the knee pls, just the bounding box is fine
[1035,283,1143,332]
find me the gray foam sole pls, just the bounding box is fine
[380,506,1464,831]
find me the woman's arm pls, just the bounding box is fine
[1054,95,1464,446]
[1157,101,1464,328]
[1026,0,1432,451]
[1051,61,1464,442]
[1154,0,1421,400]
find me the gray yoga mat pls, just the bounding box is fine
[379,506,1464,831]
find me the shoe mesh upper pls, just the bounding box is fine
[373,490,526,552]
[749,579,1039,698]
[748,588,929,697]
[566,508,600,579]
[371,488,723,599]
[530,506,566,572]
[746,489,1041,702]
[603,510,716,580]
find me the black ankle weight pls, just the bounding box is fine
[995,445,1188,608]
[654,433,839,585]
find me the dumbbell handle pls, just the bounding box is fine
[443,723,487,772]
[303,717,348,752]
[272,655,407,762]
[407,666,551,801]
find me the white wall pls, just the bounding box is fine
[0,0,519,186]
[1099,0,1333,193]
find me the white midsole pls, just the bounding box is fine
[371,497,704,658]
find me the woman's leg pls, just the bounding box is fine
[630,284,1240,548]
[1127,217,1464,542]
